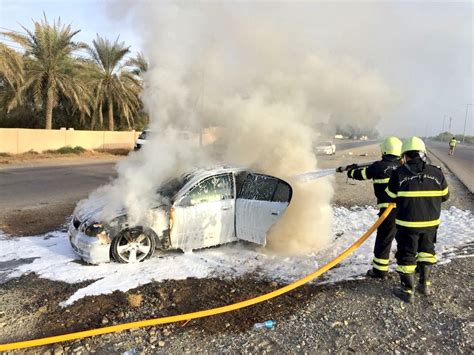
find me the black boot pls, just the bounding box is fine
[366,268,387,279]
[417,264,432,296]
[394,273,415,303]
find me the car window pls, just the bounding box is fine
[239,174,278,201]
[157,176,191,200]
[184,174,234,205]
[273,182,291,202]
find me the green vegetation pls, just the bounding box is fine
[334,124,379,139]
[0,16,147,131]
[44,146,86,154]
[87,36,141,131]
[0,152,11,157]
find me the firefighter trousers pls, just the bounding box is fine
[371,207,397,272]
[395,226,437,274]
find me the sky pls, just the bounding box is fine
[0,0,472,137]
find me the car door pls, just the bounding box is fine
[170,173,236,251]
[236,173,292,245]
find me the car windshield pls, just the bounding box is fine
[157,174,192,200]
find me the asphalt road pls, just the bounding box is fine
[0,140,376,212]
[0,162,117,210]
[427,140,474,193]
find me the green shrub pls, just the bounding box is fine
[0,152,11,157]
[44,146,86,154]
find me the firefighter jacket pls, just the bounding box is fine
[348,155,400,208]
[385,158,449,230]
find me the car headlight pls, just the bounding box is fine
[84,223,105,237]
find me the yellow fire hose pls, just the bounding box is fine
[0,204,394,351]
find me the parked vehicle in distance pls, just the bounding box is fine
[314,141,336,155]
[134,130,197,151]
[134,129,150,150]
[69,167,293,264]
[359,135,368,141]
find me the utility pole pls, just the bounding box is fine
[462,104,473,143]
[448,116,453,133]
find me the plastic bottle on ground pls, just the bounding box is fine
[253,320,275,329]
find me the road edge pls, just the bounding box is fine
[428,147,473,194]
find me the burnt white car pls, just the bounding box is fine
[314,141,336,155]
[69,167,293,264]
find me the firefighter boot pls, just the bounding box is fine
[366,268,387,279]
[394,273,415,303]
[417,264,432,296]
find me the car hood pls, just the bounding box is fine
[74,191,126,225]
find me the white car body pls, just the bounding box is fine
[134,129,150,150]
[315,141,336,155]
[69,167,293,264]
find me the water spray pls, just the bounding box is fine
[295,162,375,182]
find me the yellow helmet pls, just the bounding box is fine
[380,136,402,156]
[402,136,426,154]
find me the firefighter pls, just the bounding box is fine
[449,137,457,155]
[346,136,402,279]
[385,136,449,303]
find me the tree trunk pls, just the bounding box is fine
[108,99,114,131]
[45,87,54,130]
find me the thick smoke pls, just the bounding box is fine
[92,2,395,254]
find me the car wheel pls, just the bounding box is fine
[111,228,156,263]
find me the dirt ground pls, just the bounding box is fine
[0,150,126,167]
[0,144,472,354]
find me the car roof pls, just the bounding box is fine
[183,166,245,183]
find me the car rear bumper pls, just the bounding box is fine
[68,223,110,264]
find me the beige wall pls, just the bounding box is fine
[0,128,138,154]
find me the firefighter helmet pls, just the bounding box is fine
[402,136,426,154]
[380,136,402,156]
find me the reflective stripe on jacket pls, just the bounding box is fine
[349,155,400,208]
[385,158,449,229]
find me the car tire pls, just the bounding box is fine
[111,228,156,263]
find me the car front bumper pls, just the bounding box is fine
[68,223,111,264]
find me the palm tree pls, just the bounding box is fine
[0,43,24,111]
[2,16,90,129]
[126,52,148,77]
[87,36,142,131]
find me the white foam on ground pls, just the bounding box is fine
[0,206,472,306]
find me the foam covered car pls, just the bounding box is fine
[69,167,293,264]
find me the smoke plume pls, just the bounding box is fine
[93,2,395,254]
